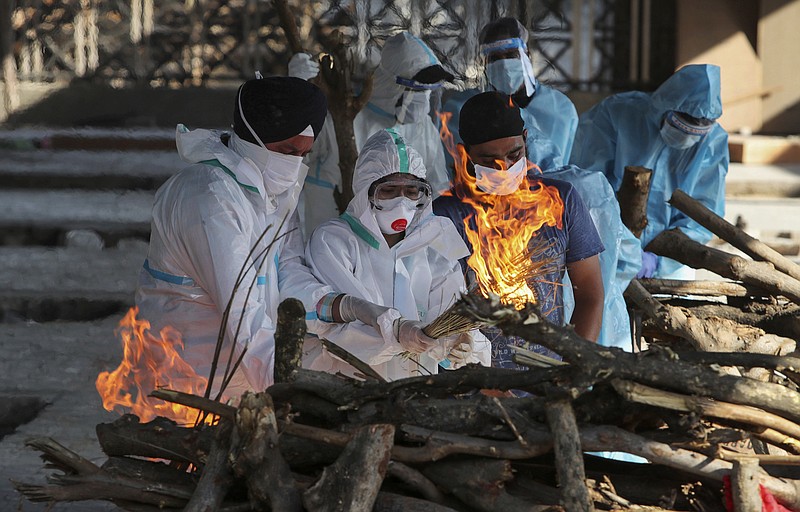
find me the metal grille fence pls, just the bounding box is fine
[5,0,669,93]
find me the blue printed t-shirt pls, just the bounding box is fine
[433,177,604,370]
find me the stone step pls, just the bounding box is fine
[0,149,181,190]
[0,244,147,322]
[0,189,154,245]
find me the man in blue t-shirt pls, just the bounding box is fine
[433,91,604,370]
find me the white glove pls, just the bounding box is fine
[288,53,319,81]
[394,320,438,354]
[337,295,393,330]
[447,337,474,369]
[435,332,473,369]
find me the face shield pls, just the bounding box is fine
[480,37,537,96]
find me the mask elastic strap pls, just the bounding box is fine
[237,86,269,151]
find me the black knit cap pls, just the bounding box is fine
[232,76,328,144]
[459,91,525,146]
[479,17,524,44]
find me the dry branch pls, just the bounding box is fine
[617,166,653,238]
[302,424,394,512]
[670,188,800,282]
[639,278,769,298]
[274,297,307,384]
[646,228,800,304]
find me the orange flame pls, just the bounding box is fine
[96,307,212,425]
[439,112,564,308]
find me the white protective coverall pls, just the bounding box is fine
[353,32,450,197]
[298,114,340,239]
[135,126,332,399]
[304,129,490,380]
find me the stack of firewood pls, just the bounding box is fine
[13,290,800,511]
[14,169,800,511]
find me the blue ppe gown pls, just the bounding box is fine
[570,64,729,278]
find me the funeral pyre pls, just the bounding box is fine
[13,166,800,511]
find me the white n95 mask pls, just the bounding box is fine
[396,90,431,124]
[262,150,306,196]
[372,196,418,234]
[473,156,527,195]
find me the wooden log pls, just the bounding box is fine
[545,399,594,511]
[617,166,653,238]
[274,297,307,384]
[458,294,800,426]
[183,420,234,512]
[670,188,800,282]
[422,458,555,512]
[24,437,100,476]
[232,391,301,511]
[96,414,214,466]
[272,0,304,54]
[373,492,460,512]
[102,456,197,488]
[640,278,769,298]
[646,228,800,304]
[577,426,800,510]
[386,461,447,504]
[320,337,386,382]
[278,364,569,408]
[611,380,800,449]
[625,280,793,356]
[731,458,761,512]
[302,424,394,512]
[663,300,800,342]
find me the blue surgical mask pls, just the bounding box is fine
[660,121,702,150]
[486,59,526,95]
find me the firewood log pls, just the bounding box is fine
[617,166,653,238]
[302,424,394,512]
[670,189,800,282]
[232,391,301,511]
[646,228,800,304]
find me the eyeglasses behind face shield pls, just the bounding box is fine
[370,179,432,210]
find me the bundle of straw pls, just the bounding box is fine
[422,236,562,339]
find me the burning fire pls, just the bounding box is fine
[96,307,211,425]
[439,112,563,308]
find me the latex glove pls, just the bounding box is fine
[445,333,474,369]
[394,319,438,354]
[636,251,658,279]
[337,295,393,330]
[288,53,319,81]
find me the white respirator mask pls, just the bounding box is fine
[372,196,419,234]
[473,156,528,195]
[395,90,431,124]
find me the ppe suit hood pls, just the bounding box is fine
[344,129,467,261]
[650,64,722,120]
[369,32,445,116]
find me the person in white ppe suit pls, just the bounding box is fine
[353,32,454,198]
[443,18,578,171]
[135,76,431,401]
[286,53,342,238]
[304,128,491,381]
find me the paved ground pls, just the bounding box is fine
[0,129,798,510]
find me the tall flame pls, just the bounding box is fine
[96,307,212,425]
[439,112,564,308]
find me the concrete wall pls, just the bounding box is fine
[676,0,762,133]
[759,0,800,134]
[676,0,800,135]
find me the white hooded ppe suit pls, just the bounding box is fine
[135,125,332,399]
[304,129,490,380]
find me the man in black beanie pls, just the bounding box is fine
[134,76,399,401]
[433,91,604,373]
